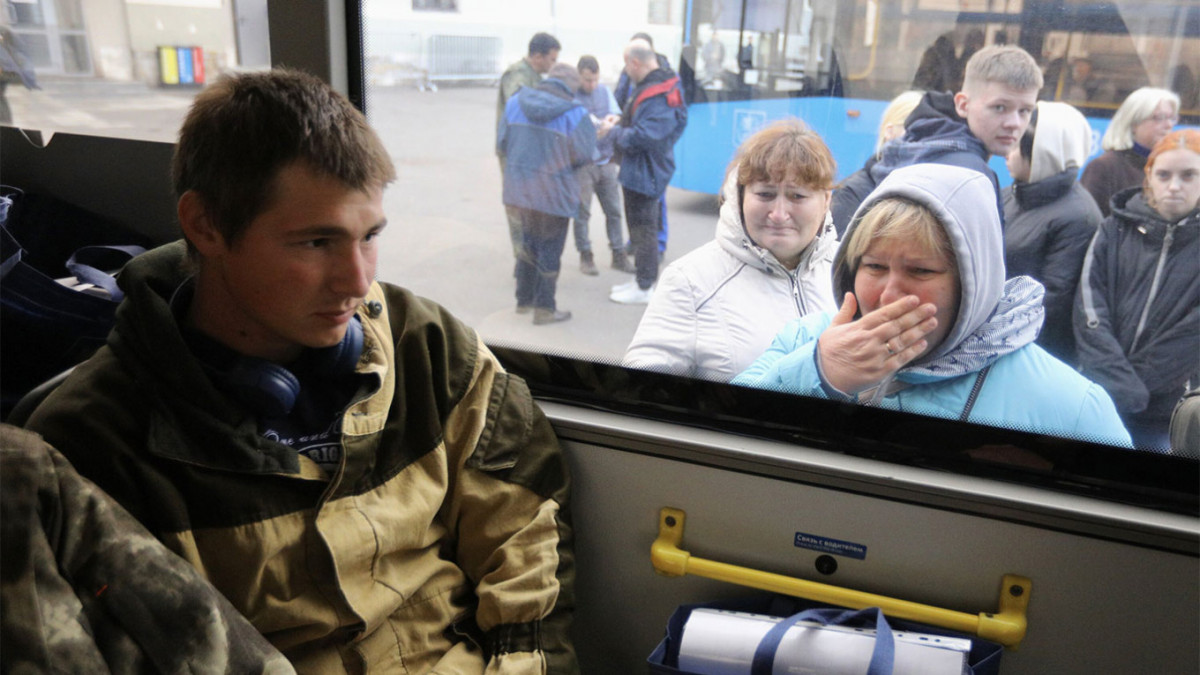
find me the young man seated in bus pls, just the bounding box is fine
[844,44,1042,225]
[25,68,578,675]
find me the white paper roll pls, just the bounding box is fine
[676,608,971,675]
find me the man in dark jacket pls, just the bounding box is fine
[498,63,597,324]
[614,32,676,262]
[613,32,673,110]
[604,39,687,304]
[847,45,1042,227]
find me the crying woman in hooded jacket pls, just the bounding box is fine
[735,163,1131,448]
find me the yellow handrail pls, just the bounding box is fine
[650,507,1031,649]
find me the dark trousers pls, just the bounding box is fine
[623,187,662,290]
[515,208,570,310]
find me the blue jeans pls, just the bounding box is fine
[622,188,661,290]
[573,163,624,253]
[515,208,570,310]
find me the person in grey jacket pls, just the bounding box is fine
[623,120,837,380]
[1075,129,1200,453]
[1002,101,1102,364]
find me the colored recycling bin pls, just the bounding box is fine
[158,46,205,86]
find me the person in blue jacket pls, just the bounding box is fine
[613,33,676,263]
[498,63,596,324]
[603,38,687,304]
[734,164,1131,448]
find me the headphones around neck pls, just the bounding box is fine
[213,315,364,418]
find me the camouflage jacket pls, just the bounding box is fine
[26,241,577,674]
[0,424,294,674]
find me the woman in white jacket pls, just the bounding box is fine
[623,120,838,380]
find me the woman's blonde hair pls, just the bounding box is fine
[719,119,836,206]
[841,198,955,274]
[875,91,924,158]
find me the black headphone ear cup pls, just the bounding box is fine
[313,315,364,376]
[222,359,300,418]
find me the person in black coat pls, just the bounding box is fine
[1002,101,1102,364]
[831,90,923,236]
[1074,129,1200,452]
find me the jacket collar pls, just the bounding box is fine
[111,241,391,476]
[1012,169,1076,210]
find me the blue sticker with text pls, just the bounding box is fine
[794,532,867,560]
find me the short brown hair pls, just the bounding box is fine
[172,68,395,250]
[721,119,836,207]
[961,45,1042,94]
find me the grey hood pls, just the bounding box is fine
[834,164,1043,379]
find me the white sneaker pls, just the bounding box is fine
[610,283,654,304]
[610,279,638,294]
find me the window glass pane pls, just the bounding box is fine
[359,0,1199,487]
[54,0,84,29]
[7,1,47,26]
[59,31,87,72]
[2,0,270,142]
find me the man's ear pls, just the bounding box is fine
[953,91,970,119]
[178,190,224,255]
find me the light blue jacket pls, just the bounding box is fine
[734,165,1131,448]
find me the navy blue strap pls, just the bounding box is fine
[64,244,145,302]
[751,607,895,675]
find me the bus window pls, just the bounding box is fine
[352,0,1199,487]
[686,0,841,102]
[1,0,271,142]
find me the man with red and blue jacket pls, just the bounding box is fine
[604,39,687,305]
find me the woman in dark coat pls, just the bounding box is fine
[1075,129,1200,452]
[1002,101,1103,364]
[1080,87,1179,217]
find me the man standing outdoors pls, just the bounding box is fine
[27,69,578,674]
[497,32,561,260]
[573,55,628,274]
[498,63,597,325]
[603,39,687,304]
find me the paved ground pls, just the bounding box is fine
[368,84,717,363]
[7,80,718,363]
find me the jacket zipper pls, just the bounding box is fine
[1130,223,1175,353]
